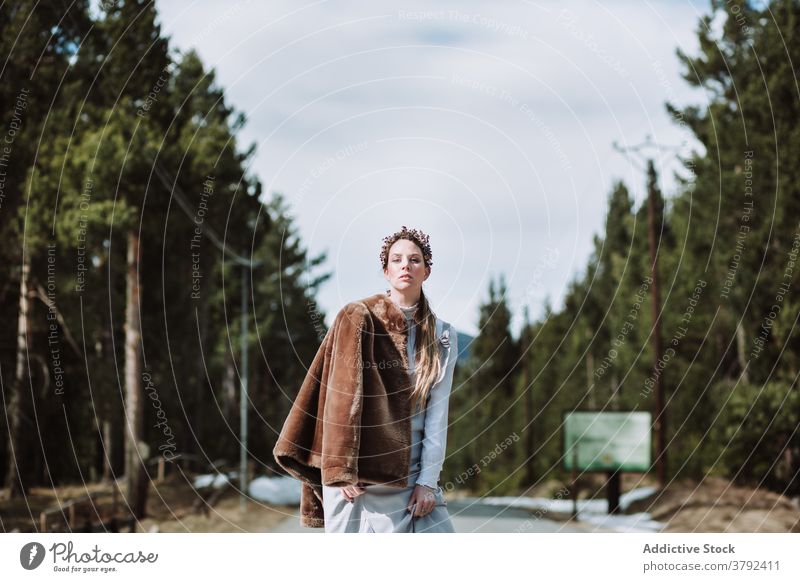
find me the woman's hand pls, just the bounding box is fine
[407,484,437,517]
[341,482,366,503]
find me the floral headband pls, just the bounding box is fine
[379,225,433,268]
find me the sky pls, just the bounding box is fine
[152,0,715,337]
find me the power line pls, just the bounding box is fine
[153,162,263,269]
[153,161,263,512]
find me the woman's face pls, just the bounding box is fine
[383,239,430,292]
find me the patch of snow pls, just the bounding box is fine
[193,471,236,489]
[619,486,658,510]
[579,511,664,532]
[249,475,301,505]
[459,486,666,532]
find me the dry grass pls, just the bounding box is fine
[626,475,800,533]
[1,473,289,533]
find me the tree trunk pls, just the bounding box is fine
[472,376,481,490]
[102,419,113,483]
[585,326,595,408]
[222,348,236,424]
[124,229,147,518]
[524,357,535,486]
[98,326,114,484]
[192,291,209,453]
[610,371,619,408]
[4,254,31,499]
[735,320,750,384]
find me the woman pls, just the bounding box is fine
[321,226,458,533]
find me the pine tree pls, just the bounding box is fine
[1,0,90,499]
[461,275,520,493]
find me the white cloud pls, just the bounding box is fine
[155,0,712,336]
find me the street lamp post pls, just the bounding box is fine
[239,264,250,513]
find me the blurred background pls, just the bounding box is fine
[0,0,798,533]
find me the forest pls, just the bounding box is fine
[1,0,798,529]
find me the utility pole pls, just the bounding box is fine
[155,163,265,513]
[238,263,252,513]
[612,136,679,487]
[645,159,666,487]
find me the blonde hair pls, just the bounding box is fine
[408,287,442,413]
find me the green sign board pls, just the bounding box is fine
[563,411,652,471]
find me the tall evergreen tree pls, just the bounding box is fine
[1,0,91,499]
[458,275,520,493]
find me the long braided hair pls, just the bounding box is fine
[380,227,442,413]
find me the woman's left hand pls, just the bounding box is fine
[407,484,437,517]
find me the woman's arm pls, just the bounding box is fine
[417,326,458,489]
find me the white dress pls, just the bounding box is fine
[321,302,457,533]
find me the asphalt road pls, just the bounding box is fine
[269,498,616,533]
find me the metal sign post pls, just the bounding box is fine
[563,411,652,515]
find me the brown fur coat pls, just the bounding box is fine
[273,292,427,528]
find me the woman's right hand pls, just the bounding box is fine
[341,482,366,502]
